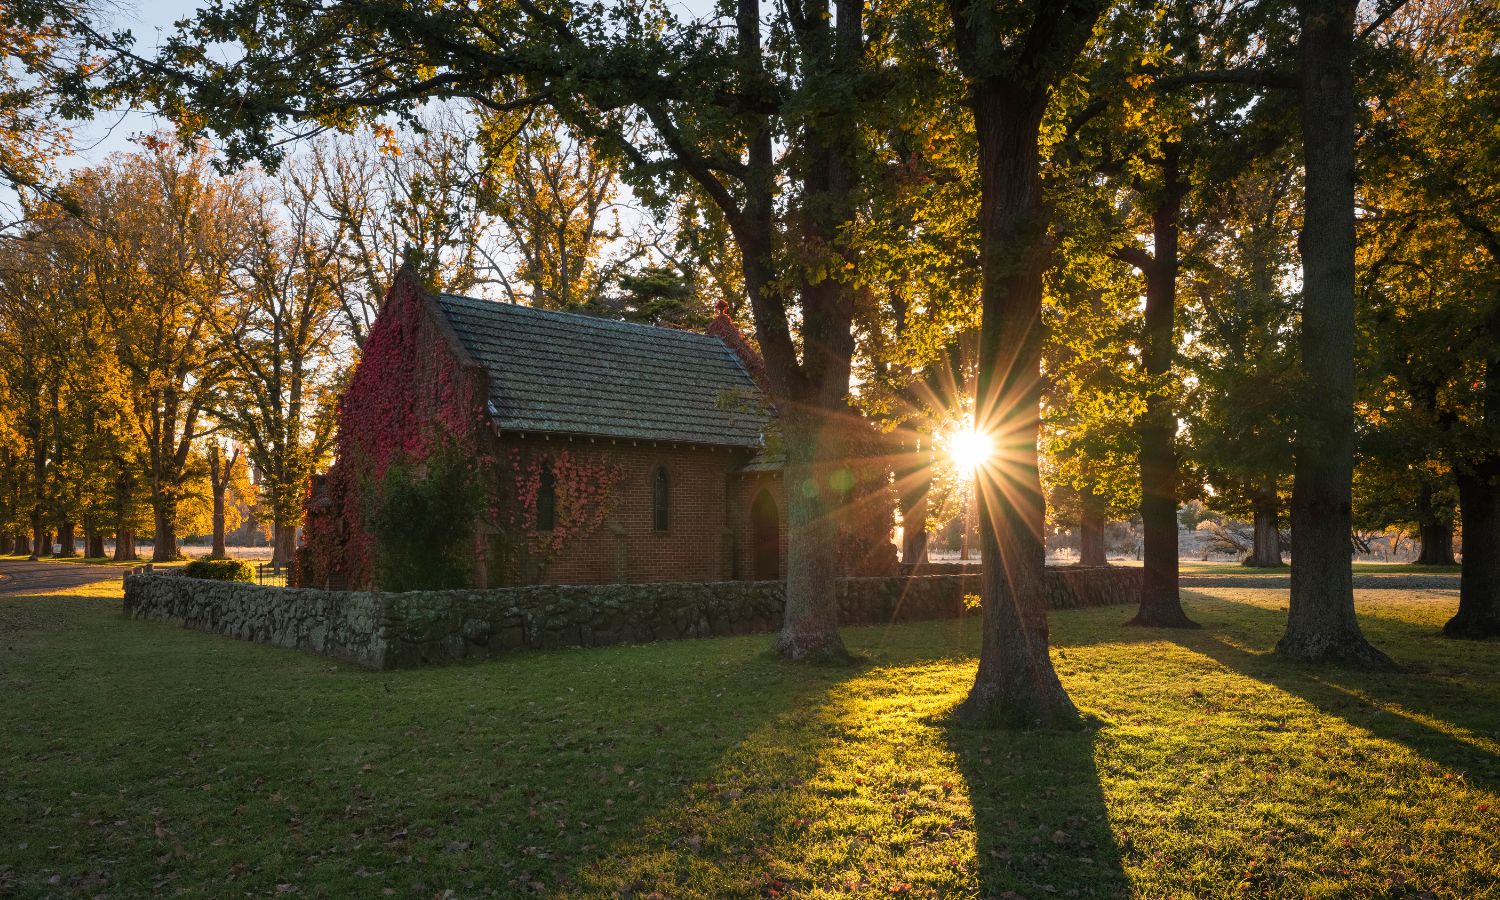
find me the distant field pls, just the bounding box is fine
[0,544,275,567]
[1,573,1494,897]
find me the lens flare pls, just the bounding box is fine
[948,426,994,476]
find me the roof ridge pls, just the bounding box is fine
[437,292,721,344]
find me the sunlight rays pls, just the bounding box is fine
[946,426,994,478]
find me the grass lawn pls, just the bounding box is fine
[1171,561,1463,577]
[1,578,1495,898]
[1042,561,1460,577]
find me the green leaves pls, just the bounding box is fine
[365,445,482,592]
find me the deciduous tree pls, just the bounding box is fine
[215,172,342,566]
[945,0,1107,727]
[1276,0,1392,667]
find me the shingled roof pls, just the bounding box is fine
[433,293,771,448]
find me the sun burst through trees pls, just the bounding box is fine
[946,422,994,480]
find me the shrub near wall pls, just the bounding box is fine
[125,568,1141,670]
[182,559,254,582]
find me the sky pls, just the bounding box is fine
[62,0,724,173]
[61,0,202,170]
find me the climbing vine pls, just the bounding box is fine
[298,277,488,589]
[297,274,628,590]
[502,448,624,578]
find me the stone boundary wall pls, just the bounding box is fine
[124,567,1140,670]
[121,574,391,669]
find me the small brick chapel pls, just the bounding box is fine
[297,268,895,590]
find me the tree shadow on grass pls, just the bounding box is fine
[944,717,1129,900]
[1169,593,1500,792]
[2,610,866,898]
[557,649,1132,898]
[328,640,863,895]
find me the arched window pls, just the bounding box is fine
[535,462,556,532]
[651,467,670,532]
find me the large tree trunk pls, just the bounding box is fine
[774,415,849,662]
[113,526,137,562]
[1078,490,1107,567]
[716,0,859,664]
[211,481,229,559]
[1245,488,1285,567]
[1447,462,1500,638]
[85,528,105,559]
[1444,273,1500,636]
[1415,518,1456,566]
[901,493,929,565]
[56,522,77,558]
[28,516,44,560]
[899,438,931,566]
[271,521,296,568]
[1128,146,1196,628]
[151,492,179,562]
[956,81,1078,729]
[1277,0,1392,668]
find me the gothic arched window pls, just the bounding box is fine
[535,462,556,532]
[652,467,670,532]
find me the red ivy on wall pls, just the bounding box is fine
[299,276,487,589]
[297,274,627,589]
[506,449,624,567]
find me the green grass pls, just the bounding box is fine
[1172,561,1462,576]
[1,578,1496,898]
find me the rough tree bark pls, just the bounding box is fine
[207,443,238,559]
[774,413,847,661]
[211,496,228,558]
[56,522,76,558]
[1078,489,1108,567]
[1414,480,1457,567]
[735,0,861,664]
[111,466,138,561]
[899,452,931,566]
[28,517,44,560]
[151,500,179,562]
[113,527,137,562]
[1416,518,1455,566]
[271,522,297,568]
[1444,278,1500,638]
[85,528,105,559]
[1276,0,1393,668]
[949,7,1099,723]
[945,0,1107,728]
[1124,145,1197,628]
[146,382,199,562]
[1245,485,1285,567]
[1448,463,1500,638]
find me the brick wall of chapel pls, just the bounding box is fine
[478,436,784,586]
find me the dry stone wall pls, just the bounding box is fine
[122,574,390,668]
[124,566,1140,670]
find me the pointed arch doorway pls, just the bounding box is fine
[751,488,781,581]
